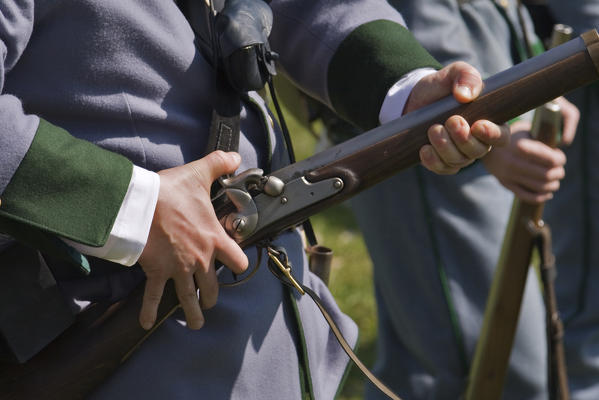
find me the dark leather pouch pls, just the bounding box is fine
[0,243,74,363]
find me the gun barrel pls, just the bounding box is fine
[232,30,599,248]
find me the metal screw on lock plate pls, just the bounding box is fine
[232,218,247,233]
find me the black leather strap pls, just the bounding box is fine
[301,285,402,400]
[531,224,570,400]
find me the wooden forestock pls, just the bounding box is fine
[464,26,574,400]
[2,30,599,400]
[235,30,599,248]
[0,281,179,400]
[464,103,563,400]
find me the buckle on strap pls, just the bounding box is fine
[267,246,305,295]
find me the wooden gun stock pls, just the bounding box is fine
[3,30,599,400]
[0,281,179,400]
[465,25,574,400]
[464,103,566,400]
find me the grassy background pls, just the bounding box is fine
[271,78,378,400]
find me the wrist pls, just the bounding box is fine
[378,68,436,125]
[63,166,160,266]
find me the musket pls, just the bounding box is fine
[3,29,599,400]
[464,25,573,400]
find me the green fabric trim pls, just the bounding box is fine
[334,330,359,399]
[286,288,315,399]
[531,39,545,57]
[0,220,90,274]
[508,116,522,125]
[328,20,442,131]
[415,167,469,373]
[514,35,529,63]
[492,2,528,63]
[0,118,133,247]
[493,3,545,62]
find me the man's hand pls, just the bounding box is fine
[554,95,580,146]
[483,122,565,203]
[404,61,510,174]
[138,151,249,330]
[482,97,579,204]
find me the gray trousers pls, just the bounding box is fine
[545,84,599,400]
[351,162,548,400]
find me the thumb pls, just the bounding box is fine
[404,61,483,114]
[191,150,242,184]
[446,61,483,103]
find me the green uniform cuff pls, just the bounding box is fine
[0,118,133,247]
[328,19,442,131]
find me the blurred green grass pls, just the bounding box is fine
[271,77,377,400]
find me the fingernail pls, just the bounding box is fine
[421,146,432,161]
[191,318,205,330]
[141,320,154,330]
[455,85,472,100]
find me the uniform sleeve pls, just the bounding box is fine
[269,0,441,130]
[0,2,133,255]
[62,166,160,266]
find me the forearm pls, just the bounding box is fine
[379,68,436,124]
[0,119,134,265]
[0,0,134,262]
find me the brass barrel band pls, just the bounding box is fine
[582,29,599,75]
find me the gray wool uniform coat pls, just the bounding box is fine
[543,1,599,399]
[0,0,442,398]
[350,1,549,399]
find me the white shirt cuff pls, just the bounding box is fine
[62,166,160,266]
[378,68,437,125]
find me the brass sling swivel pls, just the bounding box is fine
[266,246,305,295]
